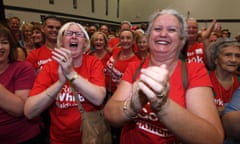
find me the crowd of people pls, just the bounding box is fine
[0,8,240,144]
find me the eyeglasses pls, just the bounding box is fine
[64,30,85,38]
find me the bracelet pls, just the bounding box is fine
[46,91,55,100]
[69,73,79,83]
[123,99,137,119]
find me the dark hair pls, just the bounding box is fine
[0,24,18,63]
[42,15,61,26]
[221,29,231,38]
[7,16,20,24]
[32,23,45,48]
[179,40,188,61]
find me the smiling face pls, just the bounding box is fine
[148,14,182,59]
[99,25,109,36]
[215,46,240,73]
[93,33,106,50]
[0,36,10,64]
[8,18,20,32]
[42,18,61,43]
[32,29,43,44]
[137,34,148,52]
[62,24,86,58]
[22,24,33,41]
[119,30,135,50]
[187,19,198,42]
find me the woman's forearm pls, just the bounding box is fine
[24,80,63,119]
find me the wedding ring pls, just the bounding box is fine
[156,82,170,98]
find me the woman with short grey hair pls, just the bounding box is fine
[206,38,240,116]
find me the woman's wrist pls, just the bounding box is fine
[155,99,170,117]
[66,71,79,83]
[46,90,55,100]
[123,99,138,120]
[69,73,79,83]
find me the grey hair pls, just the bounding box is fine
[207,38,240,70]
[145,9,188,44]
[57,22,90,52]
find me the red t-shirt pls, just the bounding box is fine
[120,59,212,144]
[108,37,120,49]
[29,55,105,144]
[26,44,52,71]
[104,48,140,92]
[187,42,205,63]
[209,71,239,107]
[88,51,111,66]
[0,61,41,143]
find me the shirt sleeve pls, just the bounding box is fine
[224,87,240,114]
[14,61,36,90]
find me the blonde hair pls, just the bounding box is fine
[57,22,90,52]
[91,31,108,49]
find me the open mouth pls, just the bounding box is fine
[0,49,5,53]
[70,43,78,48]
[157,40,170,45]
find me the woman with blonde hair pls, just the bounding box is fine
[87,31,111,65]
[24,22,106,143]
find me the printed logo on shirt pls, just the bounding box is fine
[195,48,203,54]
[187,55,203,63]
[135,106,173,137]
[214,98,224,107]
[136,120,173,137]
[37,58,52,70]
[55,85,85,109]
[187,47,204,63]
[187,51,194,57]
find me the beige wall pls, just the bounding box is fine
[3,0,240,37]
[122,0,240,21]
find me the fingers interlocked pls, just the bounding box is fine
[138,65,170,112]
